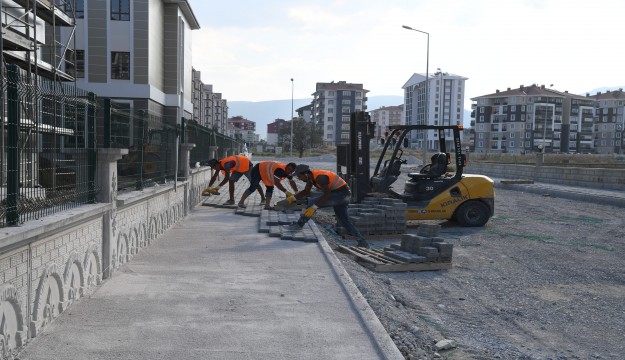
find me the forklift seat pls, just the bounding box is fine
[408,153,448,180]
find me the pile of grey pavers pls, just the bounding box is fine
[383,224,453,263]
[202,192,318,243]
[341,196,407,236]
[258,210,318,242]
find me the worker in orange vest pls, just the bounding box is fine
[287,164,369,248]
[204,155,265,205]
[237,161,298,210]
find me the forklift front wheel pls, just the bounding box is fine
[454,200,490,227]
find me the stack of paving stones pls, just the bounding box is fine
[383,224,453,263]
[341,196,407,237]
[201,187,318,243]
[259,210,318,242]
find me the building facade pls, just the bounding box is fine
[227,116,257,145]
[266,119,288,145]
[311,81,368,145]
[369,105,405,144]
[403,71,467,150]
[588,89,625,154]
[64,0,200,140]
[470,84,605,154]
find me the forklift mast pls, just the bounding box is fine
[336,111,375,203]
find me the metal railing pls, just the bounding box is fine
[185,120,246,165]
[99,99,178,192]
[1,64,97,227]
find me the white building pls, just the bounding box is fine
[403,71,467,151]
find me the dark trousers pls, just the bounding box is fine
[246,164,274,196]
[303,188,365,242]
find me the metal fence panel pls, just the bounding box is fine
[1,64,97,227]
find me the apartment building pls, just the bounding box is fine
[63,0,200,139]
[311,81,368,145]
[470,84,596,154]
[266,119,288,145]
[296,104,313,123]
[192,80,228,132]
[227,116,257,145]
[403,71,467,151]
[588,89,625,154]
[369,105,404,143]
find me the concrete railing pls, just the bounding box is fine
[0,144,212,357]
[466,161,625,191]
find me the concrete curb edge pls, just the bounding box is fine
[309,221,405,360]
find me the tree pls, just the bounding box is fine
[279,118,320,158]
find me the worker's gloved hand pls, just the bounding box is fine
[209,187,221,194]
[285,191,294,198]
[202,188,212,196]
[302,205,318,218]
[287,195,297,205]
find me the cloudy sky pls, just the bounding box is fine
[187,0,624,109]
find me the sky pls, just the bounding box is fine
[186,0,625,111]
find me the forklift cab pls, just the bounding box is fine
[369,124,493,227]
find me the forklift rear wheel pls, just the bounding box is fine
[455,200,490,227]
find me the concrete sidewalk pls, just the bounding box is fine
[17,200,403,360]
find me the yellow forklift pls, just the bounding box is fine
[370,125,494,227]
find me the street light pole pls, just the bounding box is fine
[402,25,429,166]
[290,78,294,157]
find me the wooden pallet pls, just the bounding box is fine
[336,245,452,272]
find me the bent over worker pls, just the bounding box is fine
[205,155,265,205]
[238,161,298,210]
[288,164,369,248]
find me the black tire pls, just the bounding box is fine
[454,200,491,227]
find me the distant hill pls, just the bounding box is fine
[229,96,404,140]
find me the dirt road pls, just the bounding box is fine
[317,187,625,359]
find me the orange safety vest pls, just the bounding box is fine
[219,155,251,174]
[311,169,347,191]
[259,161,288,186]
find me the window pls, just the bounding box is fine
[111,52,130,79]
[341,107,351,114]
[65,49,84,78]
[478,141,483,147]
[111,0,130,20]
[341,124,350,131]
[510,133,515,138]
[327,116,333,123]
[479,124,484,130]
[328,108,334,113]
[328,100,334,105]
[511,106,516,111]
[342,91,351,96]
[510,124,515,129]
[511,115,515,121]
[65,0,84,18]
[510,141,514,147]
[342,99,351,105]
[478,133,483,139]
[342,116,350,122]
[328,91,335,96]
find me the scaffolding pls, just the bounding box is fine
[1,0,96,226]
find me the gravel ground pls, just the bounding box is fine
[262,156,625,360]
[316,188,625,360]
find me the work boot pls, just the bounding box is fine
[223,199,235,205]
